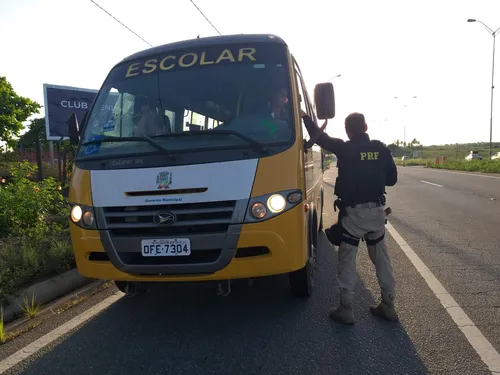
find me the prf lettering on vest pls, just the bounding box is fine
[360,151,380,160]
[125,47,257,78]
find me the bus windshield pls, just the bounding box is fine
[78,43,295,159]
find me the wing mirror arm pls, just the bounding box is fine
[304,119,328,150]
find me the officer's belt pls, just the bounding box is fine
[353,201,383,208]
[335,197,385,212]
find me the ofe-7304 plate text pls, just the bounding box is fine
[141,238,191,257]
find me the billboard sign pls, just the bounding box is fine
[43,84,118,141]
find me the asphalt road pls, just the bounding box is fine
[2,166,499,375]
[386,166,500,356]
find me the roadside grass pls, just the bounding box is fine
[392,144,500,160]
[395,158,432,167]
[0,282,112,346]
[428,159,500,173]
[0,321,42,345]
[0,238,75,305]
[19,293,41,319]
[395,158,500,173]
[53,295,89,316]
[0,307,5,344]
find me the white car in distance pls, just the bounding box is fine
[465,151,483,161]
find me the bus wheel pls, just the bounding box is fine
[289,258,314,298]
[115,281,148,297]
[318,190,324,231]
[289,245,316,298]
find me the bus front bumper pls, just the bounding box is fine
[70,206,308,282]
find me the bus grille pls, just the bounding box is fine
[103,200,236,237]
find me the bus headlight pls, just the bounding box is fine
[82,211,95,226]
[287,192,302,204]
[267,194,286,213]
[251,202,267,219]
[70,205,82,222]
[70,203,97,229]
[244,189,303,223]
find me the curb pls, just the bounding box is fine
[2,269,93,324]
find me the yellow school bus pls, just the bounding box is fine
[67,34,335,297]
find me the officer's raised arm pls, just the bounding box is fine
[300,109,344,154]
[385,149,398,186]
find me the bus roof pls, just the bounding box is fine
[119,34,288,64]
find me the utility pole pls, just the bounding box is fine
[394,96,417,147]
[467,19,500,159]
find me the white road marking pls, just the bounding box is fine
[0,292,123,374]
[420,180,444,188]
[407,168,500,180]
[386,222,500,374]
[436,169,500,180]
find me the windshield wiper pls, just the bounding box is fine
[152,129,270,154]
[81,135,176,159]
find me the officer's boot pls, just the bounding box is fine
[329,298,355,325]
[370,293,399,322]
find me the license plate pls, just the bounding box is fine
[141,238,191,257]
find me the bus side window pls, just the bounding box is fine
[299,78,316,124]
[295,70,310,141]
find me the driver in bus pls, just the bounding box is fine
[134,97,170,137]
[270,88,289,119]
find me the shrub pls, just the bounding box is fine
[428,159,500,173]
[395,158,429,166]
[395,158,500,174]
[0,161,67,239]
[0,161,73,303]
[0,237,75,304]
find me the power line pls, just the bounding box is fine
[89,0,153,47]
[188,0,222,35]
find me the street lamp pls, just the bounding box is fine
[393,96,417,145]
[327,74,342,81]
[467,18,500,159]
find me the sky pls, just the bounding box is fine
[1,0,500,146]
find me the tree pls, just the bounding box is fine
[387,143,399,153]
[18,117,46,148]
[0,76,41,147]
[409,138,423,149]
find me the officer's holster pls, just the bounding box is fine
[325,199,354,247]
[325,198,388,248]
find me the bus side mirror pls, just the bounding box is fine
[314,82,335,120]
[67,113,80,146]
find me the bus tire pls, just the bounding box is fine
[289,234,316,298]
[115,281,148,297]
[289,257,314,298]
[318,188,324,231]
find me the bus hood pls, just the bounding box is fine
[89,159,258,207]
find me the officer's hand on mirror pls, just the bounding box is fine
[300,109,307,118]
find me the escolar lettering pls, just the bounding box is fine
[125,47,257,78]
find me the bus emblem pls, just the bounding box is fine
[156,171,172,190]
[153,212,176,225]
